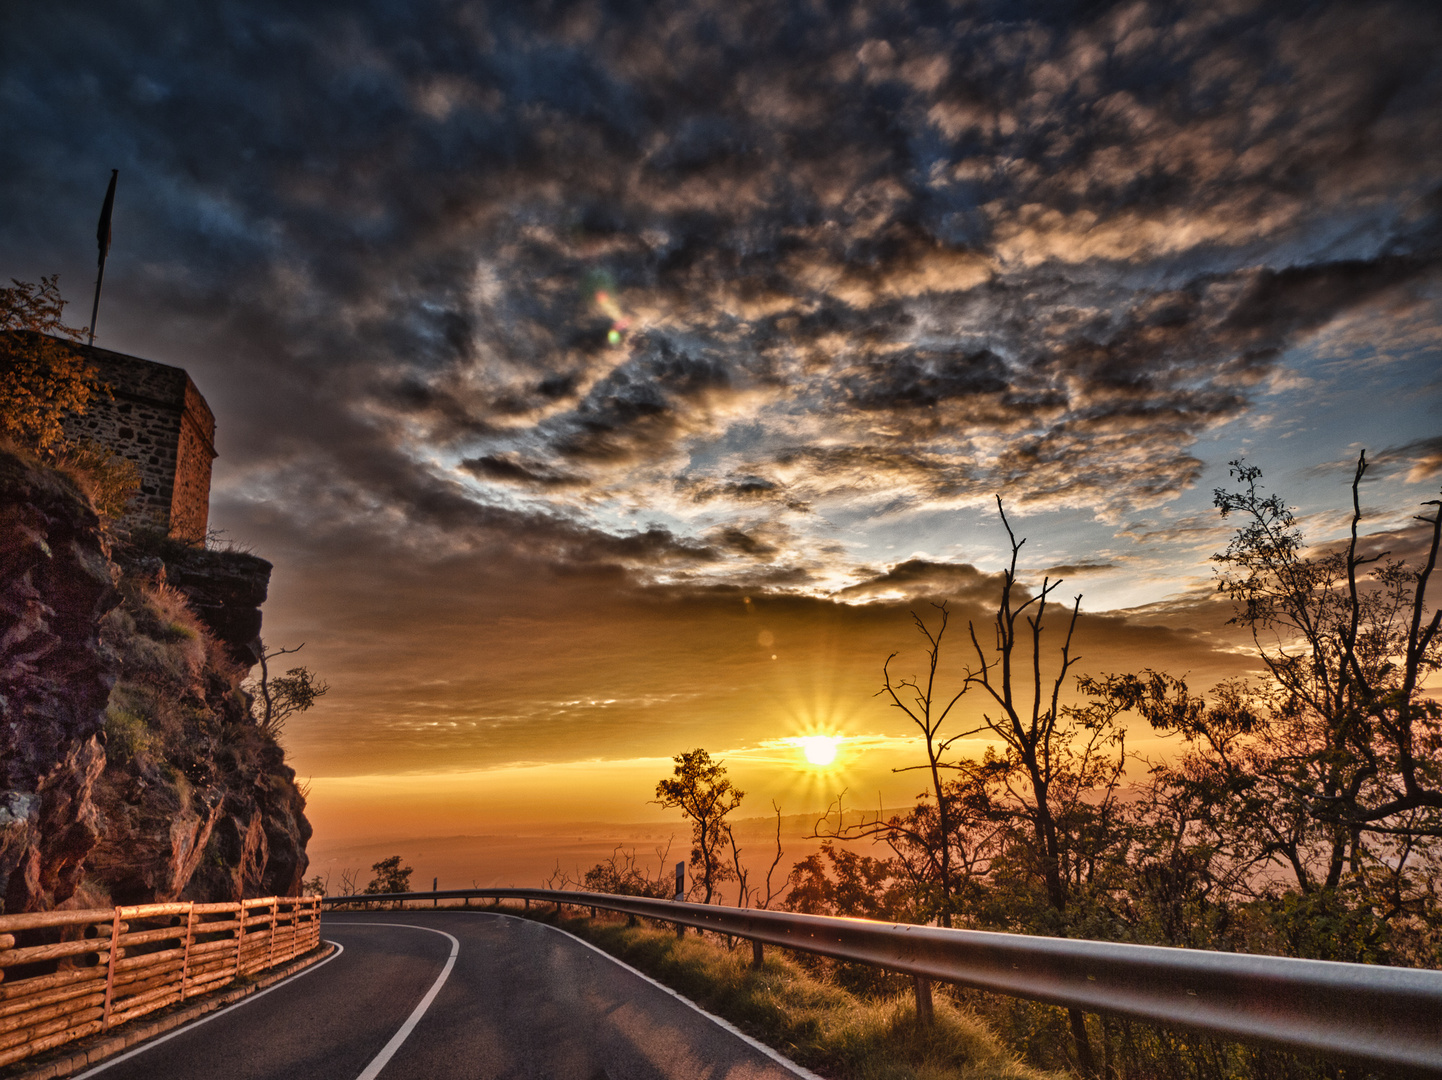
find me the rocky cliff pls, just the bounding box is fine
[0,447,310,913]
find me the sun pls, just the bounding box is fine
[799,735,839,766]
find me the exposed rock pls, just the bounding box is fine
[1,738,107,912]
[161,548,272,667]
[83,763,229,905]
[0,450,119,911]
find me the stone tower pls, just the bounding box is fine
[60,343,216,542]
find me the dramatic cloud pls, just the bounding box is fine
[3,0,1439,811]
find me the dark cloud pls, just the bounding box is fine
[1044,563,1117,576]
[837,560,1009,604]
[458,453,586,489]
[3,0,1440,593]
[1377,436,1442,482]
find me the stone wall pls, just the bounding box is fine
[171,378,217,541]
[60,344,216,542]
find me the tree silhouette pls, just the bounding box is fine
[655,749,744,903]
[364,855,413,895]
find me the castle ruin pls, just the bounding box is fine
[61,344,216,542]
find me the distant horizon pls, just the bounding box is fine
[305,806,918,898]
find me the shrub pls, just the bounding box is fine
[49,439,139,520]
[104,707,153,762]
[0,277,104,450]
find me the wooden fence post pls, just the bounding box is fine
[179,904,196,1000]
[234,903,247,977]
[100,908,122,1030]
[268,900,278,969]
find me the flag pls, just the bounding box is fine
[96,169,118,269]
[89,169,118,345]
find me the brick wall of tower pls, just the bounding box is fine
[59,344,217,541]
[170,377,217,542]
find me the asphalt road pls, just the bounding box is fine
[74,910,816,1080]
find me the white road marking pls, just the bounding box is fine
[351,922,459,1080]
[469,912,825,1080]
[73,941,346,1077]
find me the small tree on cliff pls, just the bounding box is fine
[249,642,329,738]
[655,749,744,903]
[0,276,101,449]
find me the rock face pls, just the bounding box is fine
[0,452,118,912]
[160,547,272,667]
[0,449,311,913]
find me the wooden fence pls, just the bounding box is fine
[0,895,323,1069]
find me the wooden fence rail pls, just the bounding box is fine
[0,895,323,1070]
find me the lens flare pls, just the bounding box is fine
[590,283,630,346]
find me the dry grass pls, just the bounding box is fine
[530,910,1064,1080]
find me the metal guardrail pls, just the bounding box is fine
[325,886,1442,1073]
[0,895,323,1070]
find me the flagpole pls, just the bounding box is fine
[89,169,118,347]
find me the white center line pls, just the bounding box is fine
[353,923,460,1080]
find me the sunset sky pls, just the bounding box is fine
[3,0,1440,886]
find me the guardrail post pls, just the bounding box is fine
[100,907,122,1030]
[674,863,686,937]
[433,878,438,907]
[913,975,934,1027]
[752,940,764,969]
[268,899,278,969]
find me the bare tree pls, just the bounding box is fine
[732,801,787,909]
[578,841,677,899]
[820,498,1129,1071]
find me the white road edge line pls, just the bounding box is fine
[73,940,346,1078]
[479,911,826,1080]
[350,923,460,1080]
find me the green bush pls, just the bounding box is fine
[104,706,153,762]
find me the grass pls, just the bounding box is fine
[512,908,1063,1080]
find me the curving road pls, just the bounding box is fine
[73,910,816,1080]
